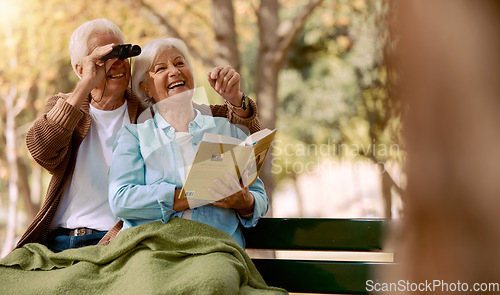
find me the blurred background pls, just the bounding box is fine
[0,0,403,255]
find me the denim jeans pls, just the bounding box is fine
[45,231,107,253]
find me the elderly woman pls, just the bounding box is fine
[108,38,269,248]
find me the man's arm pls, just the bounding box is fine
[25,94,85,173]
[26,43,117,173]
[206,98,261,134]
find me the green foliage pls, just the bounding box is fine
[272,0,403,182]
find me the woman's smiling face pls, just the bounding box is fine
[140,47,195,102]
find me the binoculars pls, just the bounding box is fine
[100,44,141,61]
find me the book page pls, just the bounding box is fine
[180,129,276,202]
[181,142,254,201]
[244,128,275,145]
[202,133,244,145]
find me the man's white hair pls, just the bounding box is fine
[132,38,193,106]
[69,19,125,78]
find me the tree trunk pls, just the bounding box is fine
[255,0,323,203]
[30,163,43,212]
[17,157,40,221]
[1,101,19,257]
[381,171,393,218]
[256,0,280,201]
[211,0,240,71]
[291,173,305,217]
[1,23,26,257]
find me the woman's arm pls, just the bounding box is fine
[209,173,269,227]
[242,177,269,226]
[108,125,178,225]
[206,65,261,134]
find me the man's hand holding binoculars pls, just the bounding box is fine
[100,44,141,61]
[82,44,141,87]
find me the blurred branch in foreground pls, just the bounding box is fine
[384,0,500,289]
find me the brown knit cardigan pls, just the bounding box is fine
[17,89,260,249]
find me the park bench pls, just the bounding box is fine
[242,218,394,294]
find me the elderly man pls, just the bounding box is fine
[18,19,260,252]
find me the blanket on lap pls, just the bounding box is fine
[0,218,287,294]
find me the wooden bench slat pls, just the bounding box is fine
[242,218,393,294]
[243,218,387,251]
[252,259,391,294]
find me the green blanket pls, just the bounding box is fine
[0,218,287,294]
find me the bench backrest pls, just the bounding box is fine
[242,218,393,294]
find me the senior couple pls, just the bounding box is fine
[0,19,283,293]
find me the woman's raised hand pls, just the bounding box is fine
[207,65,243,107]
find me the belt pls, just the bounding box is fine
[51,227,105,237]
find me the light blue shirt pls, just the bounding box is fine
[108,110,269,247]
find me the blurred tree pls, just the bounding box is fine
[255,0,323,200]
[0,0,62,255]
[0,0,104,254]
[274,0,403,217]
[345,0,403,218]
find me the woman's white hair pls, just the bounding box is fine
[132,38,193,106]
[69,19,125,78]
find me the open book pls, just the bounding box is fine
[179,128,276,202]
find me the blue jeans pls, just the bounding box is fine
[45,231,107,253]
